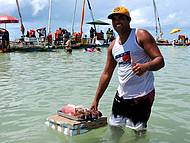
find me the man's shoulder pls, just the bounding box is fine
[110,39,116,48]
[106,40,115,53]
[135,28,152,40]
[135,28,150,35]
[135,28,147,33]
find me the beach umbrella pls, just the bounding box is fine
[0,15,19,24]
[86,20,110,25]
[0,15,19,29]
[169,28,181,34]
[86,20,110,32]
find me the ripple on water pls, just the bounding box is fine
[0,48,190,143]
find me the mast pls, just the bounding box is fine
[80,0,86,35]
[72,0,78,34]
[47,0,52,34]
[16,0,25,36]
[153,0,163,41]
[86,0,96,33]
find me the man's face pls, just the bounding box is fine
[111,14,130,33]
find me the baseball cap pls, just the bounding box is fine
[108,6,131,19]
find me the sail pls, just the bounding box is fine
[16,0,25,36]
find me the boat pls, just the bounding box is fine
[152,0,189,47]
[152,0,170,46]
[0,0,52,53]
[8,38,53,52]
[0,27,53,53]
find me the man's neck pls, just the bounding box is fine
[119,28,132,44]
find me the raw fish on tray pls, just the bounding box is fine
[58,104,102,121]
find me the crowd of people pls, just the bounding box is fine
[89,27,115,44]
[173,34,189,46]
[21,25,115,49]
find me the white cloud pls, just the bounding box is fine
[130,7,154,27]
[30,0,49,16]
[0,0,16,4]
[0,0,189,40]
[0,0,17,15]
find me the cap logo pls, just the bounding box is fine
[113,7,121,12]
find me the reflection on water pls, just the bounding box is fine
[0,47,190,143]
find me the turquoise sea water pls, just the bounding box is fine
[0,46,190,143]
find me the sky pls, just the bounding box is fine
[0,0,189,40]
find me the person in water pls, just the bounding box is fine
[64,35,72,53]
[90,6,165,133]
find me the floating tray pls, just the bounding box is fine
[57,110,87,121]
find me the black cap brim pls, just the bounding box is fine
[107,13,131,20]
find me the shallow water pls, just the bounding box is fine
[0,46,190,143]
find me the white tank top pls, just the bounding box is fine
[112,28,154,99]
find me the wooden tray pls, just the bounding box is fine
[57,110,87,121]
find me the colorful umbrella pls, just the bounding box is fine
[0,15,19,29]
[169,28,181,34]
[0,15,19,24]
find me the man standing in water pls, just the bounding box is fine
[64,35,72,53]
[90,6,165,131]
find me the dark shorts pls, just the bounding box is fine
[112,90,155,125]
[66,48,72,53]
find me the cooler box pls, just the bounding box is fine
[45,115,107,136]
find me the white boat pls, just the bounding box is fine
[152,0,170,45]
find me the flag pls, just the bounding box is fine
[36,27,46,37]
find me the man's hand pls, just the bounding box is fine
[90,100,99,111]
[132,63,149,76]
